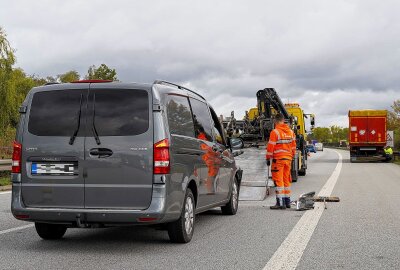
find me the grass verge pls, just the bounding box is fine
[0,171,11,186]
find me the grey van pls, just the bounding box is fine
[11,80,243,243]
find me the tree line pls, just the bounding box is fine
[0,27,118,156]
[308,126,349,144]
[387,100,400,150]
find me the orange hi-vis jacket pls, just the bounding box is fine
[266,123,296,160]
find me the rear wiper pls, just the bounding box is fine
[92,93,101,145]
[69,93,83,145]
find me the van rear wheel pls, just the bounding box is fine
[167,189,195,243]
[35,222,67,240]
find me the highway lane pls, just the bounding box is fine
[298,150,400,270]
[1,149,395,269]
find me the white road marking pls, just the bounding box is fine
[0,224,34,236]
[263,150,343,270]
[0,191,11,195]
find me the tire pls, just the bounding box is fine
[291,169,298,182]
[35,223,67,240]
[221,177,239,215]
[298,168,306,176]
[167,189,195,243]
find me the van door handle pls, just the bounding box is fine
[89,148,113,158]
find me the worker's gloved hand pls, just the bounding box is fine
[266,159,271,166]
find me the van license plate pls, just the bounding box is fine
[31,163,77,176]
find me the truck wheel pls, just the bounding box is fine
[167,189,195,243]
[221,177,239,215]
[292,170,298,182]
[35,223,67,240]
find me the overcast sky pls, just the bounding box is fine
[1,0,399,127]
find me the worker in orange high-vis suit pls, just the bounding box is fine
[266,113,296,210]
[197,128,221,194]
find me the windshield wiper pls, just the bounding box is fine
[92,93,101,145]
[69,93,83,145]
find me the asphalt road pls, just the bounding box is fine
[0,149,399,270]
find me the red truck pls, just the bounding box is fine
[348,110,387,162]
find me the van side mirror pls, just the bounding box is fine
[229,138,244,150]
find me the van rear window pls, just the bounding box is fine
[92,89,149,136]
[28,90,86,136]
[28,89,149,137]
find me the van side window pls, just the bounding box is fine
[189,98,213,141]
[209,107,225,145]
[166,95,195,137]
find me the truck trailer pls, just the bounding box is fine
[348,110,387,162]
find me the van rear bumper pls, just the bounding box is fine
[11,183,180,225]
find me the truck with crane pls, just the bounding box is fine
[223,88,315,182]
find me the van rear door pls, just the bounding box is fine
[21,86,88,208]
[84,85,153,210]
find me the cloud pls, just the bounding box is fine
[1,0,400,126]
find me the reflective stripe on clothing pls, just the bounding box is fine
[274,149,290,154]
[277,139,293,144]
[284,186,291,196]
[272,159,292,198]
[266,123,296,160]
[275,187,284,195]
[274,129,281,140]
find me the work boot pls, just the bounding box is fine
[270,198,286,210]
[284,198,291,209]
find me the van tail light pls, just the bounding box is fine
[12,141,22,173]
[15,214,30,220]
[154,139,170,174]
[138,217,158,222]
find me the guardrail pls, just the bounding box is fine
[0,159,11,165]
[0,159,11,171]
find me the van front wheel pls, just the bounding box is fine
[35,222,67,240]
[167,189,195,243]
[221,177,239,215]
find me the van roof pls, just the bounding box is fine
[31,81,153,92]
[32,81,204,99]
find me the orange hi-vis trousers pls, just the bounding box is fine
[271,159,292,198]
